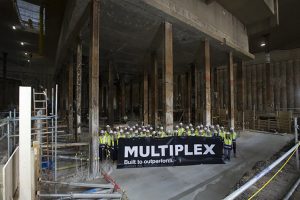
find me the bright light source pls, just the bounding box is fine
[20,42,24,46]
[12,26,16,30]
[260,42,266,47]
[24,52,28,55]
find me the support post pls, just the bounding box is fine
[194,63,199,122]
[68,56,74,138]
[143,64,149,124]
[203,39,211,126]
[108,61,114,124]
[151,52,158,127]
[228,52,235,128]
[187,70,191,123]
[163,21,173,131]
[89,0,100,177]
[75,37,82,142]
[19,87,33,200]
[295,117,299,171]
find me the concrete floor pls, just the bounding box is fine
[110,131,294,200]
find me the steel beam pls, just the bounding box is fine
[89,0,100,177]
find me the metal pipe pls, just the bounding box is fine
[38,193,122,199]
[7,112,11,157]
[51,88,54,170]
[223,142,300,200]
[40,180,114,188]
[13,109,16,148]
[55,84,58,182]
[283,176,300,200]
[295,117,299,170]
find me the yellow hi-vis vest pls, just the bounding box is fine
[195,129,199,136]
[231,132,237,142]
[224,135,232,149]
[178,128,184,136]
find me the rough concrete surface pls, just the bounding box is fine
[110,131,293,200]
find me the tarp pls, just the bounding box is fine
[117,136,224,169]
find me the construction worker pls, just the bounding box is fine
[190,128,195,136]
[112,131,118,161]
[219,126,225,140]
[159,127,166,138]
[195,126,200,136]
[178,123,184,136]
[174,130,178,136]
[99,130,106,161]
[166,130,172,137]
[119,129,125,139]
[152,131,156,137]
[224,132,233,161]
[125,131,130,138]
[199,125,205,136]
[105,125,111,134]
[230,128,237,157]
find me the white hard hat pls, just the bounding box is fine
[109,130,113,134]
[106,125,110,128]
[191,128,194,131]
[189,123,193,127]
[146,130,150,133]
[179,123,183,126]
[175,125,179,128]
[160,127,163,130]
[167,130,171,133]
[120,129,123,133]
[130,128,133,131]
[186,126,189,129]
[143,129,146,132]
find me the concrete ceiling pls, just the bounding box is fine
[249,0,300,53]
[80,0,230,78]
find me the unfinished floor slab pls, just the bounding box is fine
[110,131,293,200]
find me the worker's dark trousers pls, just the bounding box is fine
[233,141,236,156]
[99,144,107,161]
[224,146,232,161]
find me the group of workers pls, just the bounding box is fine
[99,123,237,162]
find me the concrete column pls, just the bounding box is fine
[151,52,158,127]
[75,38,82,142]
[143,64,149,124]
[252,65,257,110]
[187,70,191,123]
[257,64,262,111]
[68,55,74,137]
[219,69,224,109]
[287,60,294,110]
[203,39,211,125]
[108,61,114,124]
[280,61,287,110]
[274,62,281,110]
[241,62,246,111]
[89,0,100,176]
[294,60,300,110]
[162,21,173,131]
[228,52,234,128]
[262,64,267,111]
[121,79,126,118]
[246,66,252,110]
[194,64,199,122]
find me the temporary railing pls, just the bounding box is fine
[224,117,300,200]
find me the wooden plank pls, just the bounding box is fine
[19,87,33,200]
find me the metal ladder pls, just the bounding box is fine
[33,88,51,177]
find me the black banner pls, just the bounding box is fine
[117,136,224,169]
